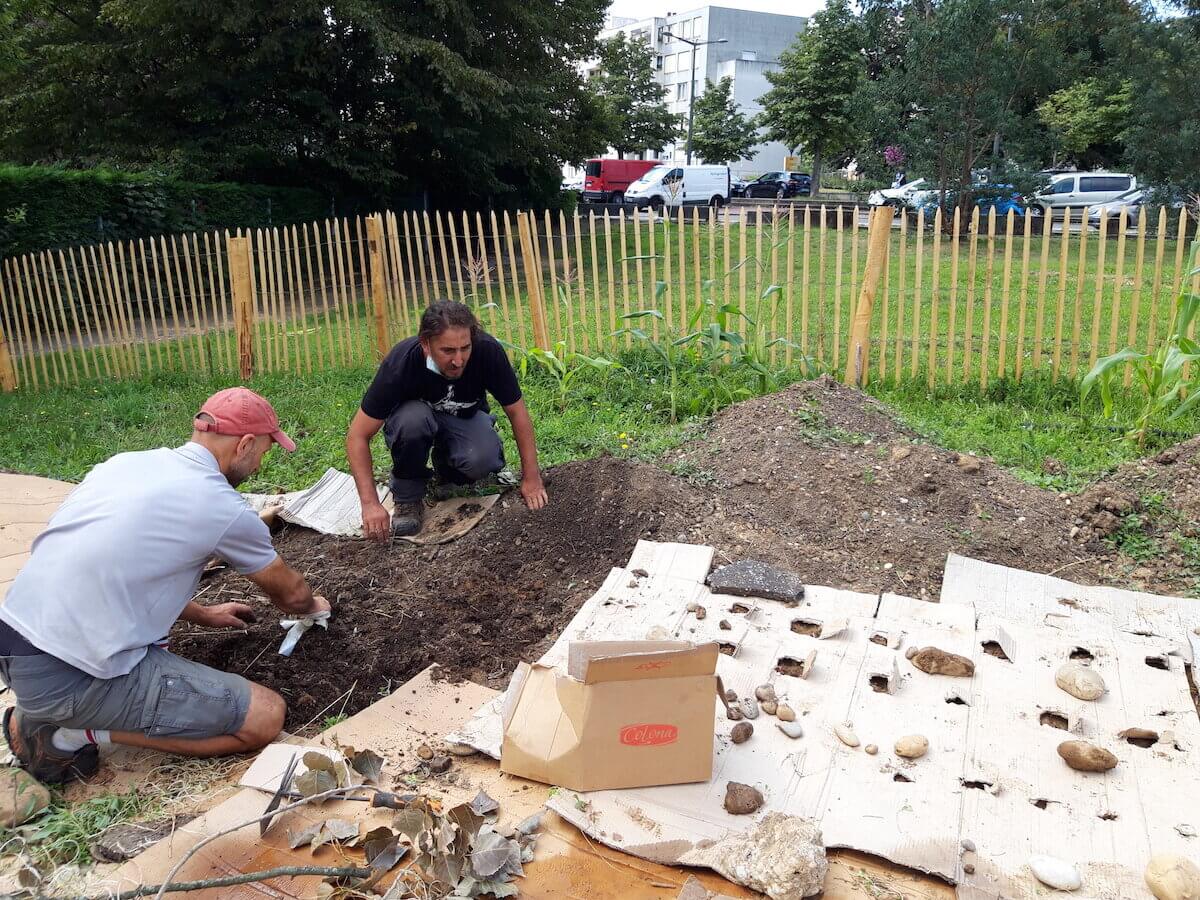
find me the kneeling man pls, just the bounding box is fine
[347,300,547,539]
[0,388,329,783]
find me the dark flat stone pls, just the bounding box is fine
[707,560,805,606]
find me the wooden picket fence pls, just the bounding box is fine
[0,203,1196,394]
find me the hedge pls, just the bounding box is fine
[0,165,331,257]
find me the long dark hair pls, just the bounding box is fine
[419,300,479,341]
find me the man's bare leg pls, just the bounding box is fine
[109,681,285,757]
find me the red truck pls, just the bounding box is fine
[581,158,660,204]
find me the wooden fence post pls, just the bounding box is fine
[517,211,551,350]
[365,214,391,359]
[226,234,256,380]
[844,205,895,387]
[0,321,16,391]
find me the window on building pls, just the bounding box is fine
[663,53,676,73]
[741,50,757,61]
[676,82,689,100]
[655,55,663,70]
[691,17,702,37]
[677,50,691,70]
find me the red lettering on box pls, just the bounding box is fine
[634,660,669,671]
[619,724,679,746]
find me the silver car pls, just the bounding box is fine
[1087,188,1144,228]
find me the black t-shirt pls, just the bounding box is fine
[360,333,522,420]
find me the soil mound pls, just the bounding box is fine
[675,377,1106,599]
[173,457,713,728]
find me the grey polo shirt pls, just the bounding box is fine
[0,442,278,679]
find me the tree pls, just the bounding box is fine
[0,0,610,206]
[1037,77,1132,168]
[589,33,681,159]
[1122,10,1200,200]
[688,78,757,164]
[758,0,863,194]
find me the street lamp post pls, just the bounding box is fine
[660,30,727,164]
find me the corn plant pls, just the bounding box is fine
[504,340,620,411]
[1082,240,1200,446]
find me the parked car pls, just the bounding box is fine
[580,158,660,204]
[1035,171,1137,213]
[913,185,1041,220]
[625,165,731,209]
[868,178,932,208]
[561,173,584,193]
[731,171,812,199]
[1086,188,1145,228]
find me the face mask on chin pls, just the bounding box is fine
[425,354,443,376]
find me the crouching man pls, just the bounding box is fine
[0,388,329,783]
[347,300,548,539]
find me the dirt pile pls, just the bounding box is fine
[174,457,713,728]
[674,376,1105,599]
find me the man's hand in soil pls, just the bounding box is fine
[362,499,391,541]
[199,602,257,630]
[520,474,548,510]
[308,594,332,617]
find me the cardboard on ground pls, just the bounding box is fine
[243,466,496,542]
[450,541,1200,899]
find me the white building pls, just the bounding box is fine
[579,5,808,179]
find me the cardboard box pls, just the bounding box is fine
[500,640,719,792]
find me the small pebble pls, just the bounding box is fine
[727,706,743,721]
[776,721,804,739]
[895,734,930,759]
[961,839,976,853]
[723,782,764,815]
[760,700,778,716]
[428,756,452,773]
[776,704,796,722]
[724,689,738,703]
[446,743,477,757]
[719,619,732,630]
[865,744,878,755]
[632,568,649,578]
[754,684,777,703]
[964,863,976,875]
[731,722,754,744]
[695,606,707,620]
[740,698,759,719]
[416,743,433,760]
[686,602,699,612]
[834,724,860,748]
[905,646,919,660]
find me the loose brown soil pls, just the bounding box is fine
[174,377,1200,728]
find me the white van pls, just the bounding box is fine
[624,165,730,210]
[1036,172,1137,212]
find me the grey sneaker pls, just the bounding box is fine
[391,501,424,537]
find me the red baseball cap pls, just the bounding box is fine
[194,387,296,452]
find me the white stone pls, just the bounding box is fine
[894,735,929,759]
[1055,662,1107,701]
[834,724,860,748]
[777,721,804,739]
[681,812,827,900]
[1029,855,1082,891]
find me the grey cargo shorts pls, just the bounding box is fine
[0,645,253,740]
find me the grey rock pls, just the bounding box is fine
[681,812,827,898]
[740,698,760,720]
[708,560,806,607]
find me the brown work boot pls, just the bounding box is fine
[3,707,99,784]
[391,501,424,537]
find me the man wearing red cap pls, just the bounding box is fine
[0,387,329,783]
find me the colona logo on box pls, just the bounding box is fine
[619,723,679,746]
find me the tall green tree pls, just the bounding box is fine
[1037,77,1132,168]
[758,0,863,194]
[590,33,681,159]
[689,78,757,165]
[0,0,609,206]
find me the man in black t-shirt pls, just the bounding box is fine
[347,300,548,537]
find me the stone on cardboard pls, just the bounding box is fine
[682,812,827,899]
[707,560,806,606]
